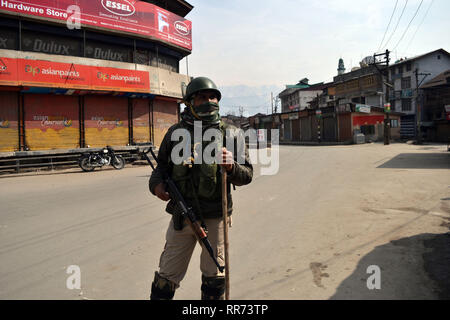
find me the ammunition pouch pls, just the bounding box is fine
[172,211,184,231]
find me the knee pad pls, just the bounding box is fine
[150,272,177,300]
[201,275,225,300]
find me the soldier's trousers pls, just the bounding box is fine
[157,216,225,287]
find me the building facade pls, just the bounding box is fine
[388,49,450,138]
[420,69,450,142]
[0,0,193,153]
[279,79,325,113]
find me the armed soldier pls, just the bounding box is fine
[148,77,253,300]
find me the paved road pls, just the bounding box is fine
[0,143,449,299]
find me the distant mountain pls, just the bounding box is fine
[219,84,284,117]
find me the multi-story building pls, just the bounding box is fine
[420,69,450,142]
[333,65,384,110]
[279,78,326,112]
[0,0,193,153]
[387,49,450,138]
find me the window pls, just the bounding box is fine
[390,100,396,111]
[406,62,412,71]
[437,55,441,60]
[361,125,375,135]
[401,77,411,89]
[390,119,399,128]
[401,98,412,111]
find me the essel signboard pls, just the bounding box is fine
[0,0,192,51]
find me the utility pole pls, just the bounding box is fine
[371,49,391,145]
[414,69,431,145]
[271,92,274,114]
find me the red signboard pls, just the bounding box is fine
[0,0,192,51]
[0,57,19,86]
[0,57,150,92]
[353,115,385,126]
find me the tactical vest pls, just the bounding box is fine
[170,121,229,215]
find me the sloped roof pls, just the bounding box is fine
[420,69,450,89]
[392,48,449,66]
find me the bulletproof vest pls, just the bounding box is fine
[171,121,229,206]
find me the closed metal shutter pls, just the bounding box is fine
[300,117,311,141]
[291,119,300,141]
[153,98,178,147]
[0,91,19,152]
[338,114,352,142]
[84,96,129,147]
[311,116,319,141]
[283,120,291,141]
[24,94,79,150]
[132,98,151,144]
[323,117,337,141]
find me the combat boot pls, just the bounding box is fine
[150,271,177,300]
[201,275,225,300]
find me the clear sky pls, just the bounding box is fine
[179,0,450,88]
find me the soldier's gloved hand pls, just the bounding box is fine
[220,147,233,173]
[155,183,170,201]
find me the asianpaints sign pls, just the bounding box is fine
[0,0,192,50]
[91,116,124,129]
[33,115,73,130]
[0,57,150,92]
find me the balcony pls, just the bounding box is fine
[401,89,413,98]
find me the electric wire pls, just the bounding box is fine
[393,0,424,51]
[403,0,434,54]
[377,0,399,53]
[382,0,409,50]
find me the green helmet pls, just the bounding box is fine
[184,77,221,102]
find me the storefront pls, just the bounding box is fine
[0,0,191,154]
[0,91,19,152]
[24,94,80,150]
[84,96,129,148]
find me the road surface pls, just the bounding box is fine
[0,143,449,299]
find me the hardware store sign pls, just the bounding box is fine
[0,0,192,50]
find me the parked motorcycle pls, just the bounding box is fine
[79,146,125,172]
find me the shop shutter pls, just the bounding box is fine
[283,120,291,141]
[24,94,79,150]
[311,116,319,141]
[291,119,300,141]
[338,114,352,142]
[0,91,19,152]
[152,98,178,147]
[132,98,151,144]
[300,117,311,141]
[84,96,128,147]
[323,117,337,141]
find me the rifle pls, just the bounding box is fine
[142,146,225,273]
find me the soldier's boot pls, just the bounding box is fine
[201,275,225,300]
[150,272,177,300]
